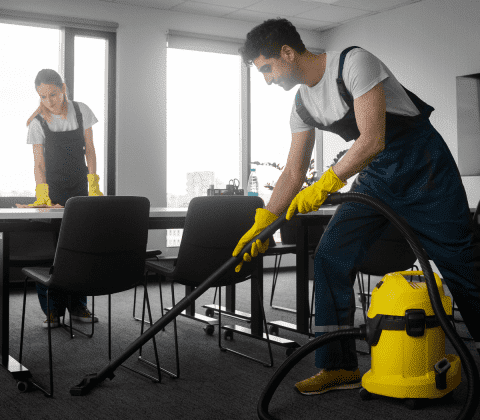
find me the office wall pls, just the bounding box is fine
[313,0,480,208]
[3,0,323,265]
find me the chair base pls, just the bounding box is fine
[201,303,251,323]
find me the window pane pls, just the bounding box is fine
[250,68,314,206]
[0,23,60,197]
[250,67,312,242]
[74,36,107,188]
[166,48,241,246]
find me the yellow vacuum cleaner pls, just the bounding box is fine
[360,271,461,408]
[257,192,479,420]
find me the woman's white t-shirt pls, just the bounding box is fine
[27,100,98,144]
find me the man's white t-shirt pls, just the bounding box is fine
[290,48,420,134]
[27,100,98,145]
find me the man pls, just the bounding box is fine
[233,18,480,396]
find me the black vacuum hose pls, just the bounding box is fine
[256,192,480,420]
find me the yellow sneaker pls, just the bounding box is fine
[294,368,361,395]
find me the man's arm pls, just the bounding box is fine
[266,128,316,216]
[332,81,386,183]
[84,127,97,174]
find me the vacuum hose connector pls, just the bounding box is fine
[256,192,480,420]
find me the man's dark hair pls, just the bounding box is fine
[238,18,306,67]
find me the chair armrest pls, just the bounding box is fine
[145,253,178,266]
[146,249,162,259]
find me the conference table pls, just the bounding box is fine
[0,204,337,387]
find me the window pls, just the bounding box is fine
[0,14,116,205]
[166,48,241,246]
[0,23,60,197]
[74,35,108,186]
[250,66,313,242]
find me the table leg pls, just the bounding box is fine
[250,257,264,336]
[0,231,9,367]
[185,286,195,316]
[226,285,235,313]
[296,223,310,334]
[0,231,31,381]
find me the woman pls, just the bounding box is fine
[26,69,103,328]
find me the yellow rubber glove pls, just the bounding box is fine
[87,173,104,196]
[28,183,53,207]
[286,167,345,220]
[232,208,279,272]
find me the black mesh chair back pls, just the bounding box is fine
[359,221,417,275]
[47,196,150,296]
[171,195,264,288]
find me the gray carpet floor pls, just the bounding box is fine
[1,268,479,420]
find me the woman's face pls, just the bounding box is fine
[36,83,65,115]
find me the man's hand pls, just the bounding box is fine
[232,208,278,272]
[286,167,345,220]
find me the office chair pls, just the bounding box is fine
[19,196,162,397]
[144,195,274,374]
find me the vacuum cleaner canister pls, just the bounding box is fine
[362,271,461,400]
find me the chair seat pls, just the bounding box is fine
[145,259,176,275]
[21,266,51,285]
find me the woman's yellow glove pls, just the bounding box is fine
[286,167,345,220]
[28,183,53,206]
[232,208,279,272]
[87,173,104,196]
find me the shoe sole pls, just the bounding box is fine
[295,381,362,396]
[70,315,98,323]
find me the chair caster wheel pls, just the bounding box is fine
[17,381,31,393]
[268,325,279,336]
[205,308,215,318]
[285,347,296,357]
[204,324,215,335]
[359,387,372,401]
[404,398,424,410]
[224,330,234,341]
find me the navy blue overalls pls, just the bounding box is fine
[295,46,480,369]
[34,101,89,316]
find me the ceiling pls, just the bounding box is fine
[99,0,425,33]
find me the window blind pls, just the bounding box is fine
[0,8,118,32]
[166,29,324,56]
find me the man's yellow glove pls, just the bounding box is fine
[87,173,104,196]
[232,208,278,272]
[28,183,53,207]
[286,167,345,220]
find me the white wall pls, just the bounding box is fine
[313,0,480,208]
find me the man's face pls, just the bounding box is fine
[253,53,298,91]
